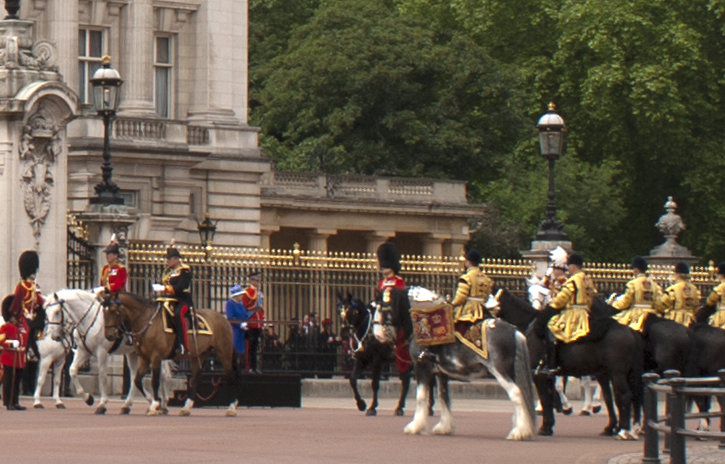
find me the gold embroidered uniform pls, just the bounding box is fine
[547,271,597,343]
[659,279,700,327]
[705,282,725,329]
[452,267,494,323]
[612,274,662,332]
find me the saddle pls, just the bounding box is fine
[156,298,213,336]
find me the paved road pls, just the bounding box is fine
[2,395,724,463]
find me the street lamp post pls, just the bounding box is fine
[197,213,217,260]
[89,55,124,206]
[535,102,568,241]
[4,0,20,19]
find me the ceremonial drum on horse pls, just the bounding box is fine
[40,289,173,414]
[103,243,237,416]
[371,245,536,440]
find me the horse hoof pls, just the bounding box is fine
[356,401,367,412]
[94,405,107,415]
[146,409,159,416]
[225,409,237,417]
[394,408,404,416]
[365,409,377,416]
[537,426,553,436]
[160,408,169,415]
[579,410,591,416]
[592,404,601,414]
[119,407,131,415]
[562,406,573,415]
[600,427,617,436]
[85,395,95,406]
[33,404,44,409]
[179,409,191,417]
[56,403,66,409]
[616,430,637,441]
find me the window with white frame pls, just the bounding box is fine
[78,28,107,105]
[154,35,174,118]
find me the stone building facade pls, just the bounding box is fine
[11,0,482,268]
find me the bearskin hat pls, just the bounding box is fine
[549,246,568,270]
[719,261,725,276]
[18,250,39,279]
[567,253,583,267]
[165,239,182,259]
[1,294,14,322]
[631,256,648,272]
[465,249,482,266]
[377,241,401,274]
[675,262,690,275]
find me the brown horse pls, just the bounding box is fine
[103,293,237,416]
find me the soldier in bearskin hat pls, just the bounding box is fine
[702,262,725,328]
[1,294,28,410]
[9,250,44,362]
[452,249,494,331]
[611,256,663,332]
[154,241,193,356]
[97,235,128,302]
[659,262,700,327]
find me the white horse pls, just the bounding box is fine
[40,289,173,414]
[33,326,74,409]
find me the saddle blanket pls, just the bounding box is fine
[410,298,455,346]
[158,299,213,335]
[454,319,493,360]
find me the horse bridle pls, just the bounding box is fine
[46,295,103,353]
[345,299,373,354]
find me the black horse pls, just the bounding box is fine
[496,290,643,439]
[685,307,725,428]
[381,288,536,440]
[338,293,432,416]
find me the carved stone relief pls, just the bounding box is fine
[19,101,64,246]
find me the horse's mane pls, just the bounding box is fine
[498,290,537,332]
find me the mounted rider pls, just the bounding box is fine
[543,246,568,299]
[698,261,725,328]
[659,262,700,327]
[452,249,494,332]
[97,235,128,306]
[611,256,663,332]
[155,242,193,357]
[9,250,44,362]
[539,252,597,375]
[375,240,411,373]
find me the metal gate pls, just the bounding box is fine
[66,215,94,289]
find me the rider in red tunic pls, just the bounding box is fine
[376,241,411,373]
[99,237,128,301]
[9,250,44,362]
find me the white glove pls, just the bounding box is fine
[606,293,617,305]
[152,283,165,292]
[93,286,105,295]
[11,340,19,348]
[240,322,248,330]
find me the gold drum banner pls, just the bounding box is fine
[410,302,455,346]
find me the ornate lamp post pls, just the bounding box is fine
[197,213,217,260]
[4,0,20,19]
[534,102,568,241]
[89,55,124,205]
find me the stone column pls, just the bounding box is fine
[422,235,447,257]
[78,206,138,284]
[365,232,394,254]
[46,0,78,88]
[117,0,156,116]
[187,0,246,124]
[309,229,336,253]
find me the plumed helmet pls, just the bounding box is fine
[165,239,182,259]
[2,294,14,322]
[104,234,120,254]
[631,256,648,272]
[567,253,584,267]
[465,249,482,266]
[377,241,401,274]
[674,262,690,275]
[719,261,725,276]
[18,250,39,279]
[549,246,568,270]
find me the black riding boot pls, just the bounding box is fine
[537,332,559,376]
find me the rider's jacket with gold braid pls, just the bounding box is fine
[100,263,128,294]
[543,274,567,299]
[706,281,725,329]
[547,270,597,343]
[9,278,44,322]
[452,266,494,323]
[161,262,193,308]
[612,274,662,332]
[659,279,700,327]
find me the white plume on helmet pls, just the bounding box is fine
[549,246,568,269]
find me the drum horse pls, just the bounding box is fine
[103,292,237,416]
[380,288,536,440]
[338,292,434,416]
[39,289,173,413]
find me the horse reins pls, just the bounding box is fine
[350,303,373,354]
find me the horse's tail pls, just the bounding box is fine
[514,330,537,424]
